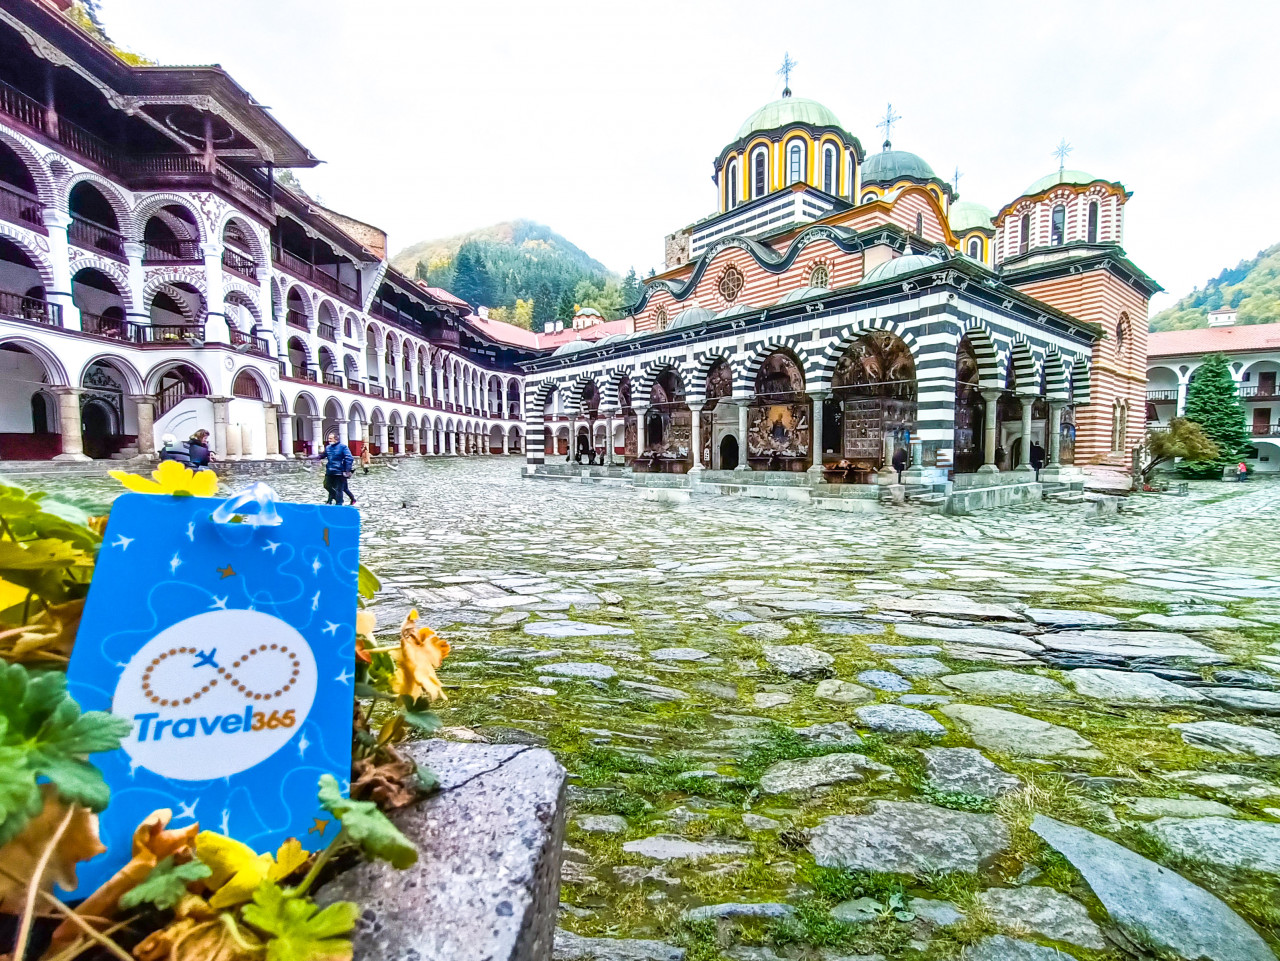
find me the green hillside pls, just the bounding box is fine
[391,220,641,329]
[1150,243,1280,331]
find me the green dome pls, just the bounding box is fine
[669,306,714,330]
[949,200,994,233]
[861,149,937,185]
[860,254,943,286]
[774,286,826,306]
[1022,169,1098,196]
[737,96,842,140]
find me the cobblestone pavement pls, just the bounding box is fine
[43,462,1280,961]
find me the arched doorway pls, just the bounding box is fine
[642,368,690,472]
[719,434,740,471]
[829,332,916,477]
[750,349,812,472]
[80,359,135,459]
[703,358,733,469]
[953,337,985,474]
[80,400,115,460]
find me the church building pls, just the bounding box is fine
[522,82,1159,493]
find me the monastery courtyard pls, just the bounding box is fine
[47,463,1280,960]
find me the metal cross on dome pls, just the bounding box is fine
[1054,138,1073,172]
[952,166,963,193]
[877,104,901,149]
[777,52,798,94]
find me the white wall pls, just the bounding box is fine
[0,349,51,432]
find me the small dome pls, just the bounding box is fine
[949,200,995,233]
[551,339,593,357]
[593,333,625,347]
[860,254,944,286]
[861,149,937,185]
[714,304,751,320]
[1022,169,1099,197]
[669,306,715,330]
[574,307,602,318]
[774,286,826,306]
[737,96,842,140]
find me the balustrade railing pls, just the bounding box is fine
[84,313,204,345]
[157,382,200,417]
[367,384,384,398]
[388,388,403,400]
[271,245,359,304]
[1239,386,1278,400]
[291,367,318,383]
[221,246,257,280]
[69,215,125,259]
[0,291,61,326]
[318,322,336,342]
[1252,424,1280,438]
[59,118,123,175]
[0,78,46,130]
[0,182,43,228]
[323,371,344,388]
[286,310,309,330]
[142,237,202,263]
[1146,389,1177,402]
[229,327,272,357]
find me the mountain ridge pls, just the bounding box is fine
[1149,242,1280,331]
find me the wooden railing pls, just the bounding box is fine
[1252,424,1280,437]
[388,388,402,400]
[367,384,384,398]
[1145,389,1177,402]
[0,292,61,326]
[83,313,204,345]
[323,371,344,388]
[318,322,336,342]
[286,310,309,330]
[270,245,359,304]
[59,118,122,175]
[221,246,257,280]
[292,367,318,383]
[68,216,125,259]
[0,78,46,131]
[229,327,272,357]
[142,237,202,264]
[1239,386,1278,399]
[0,182,43,229]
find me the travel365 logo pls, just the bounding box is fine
[112,609,318,780]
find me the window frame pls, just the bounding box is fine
[786,139,805,185]
[1087,201,1099,243]
[1019,212,1032,254]
[752,147,768,198]
[967,238,982,260]
[1050,204,1066,246]
[822,144,837,194]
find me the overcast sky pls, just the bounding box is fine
[102,0,1280,311]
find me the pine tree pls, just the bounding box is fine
[621,267,641,308]
[1182,352,1250,477]
[555,290,575,322]
[450,243,493,308]
[533,282,554,326]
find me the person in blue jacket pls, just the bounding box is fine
[321,429,356,505]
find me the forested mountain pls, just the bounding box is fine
[391,220,643,329]
[1150,243,1280,331]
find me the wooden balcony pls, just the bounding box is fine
[271,245,360,305]
[286,310,309,330]
[222,246,257,281]
[229,327,272,357]
[0,182,43,230]
[318,322,337,342]
[1146,389,1177,402]
[0,291,61,326]
[323,371,344,388]
[1239,386,1279,400]
[68,215,126,261]
[82,312,203,345]
[142,237,202,264]
[1251,424,1280,438]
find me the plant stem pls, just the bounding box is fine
[0,514,16,541]
[41,916,136,961]
[217,912,264,955]
[0,863,133,961]
[289,828,348,898]
[14,802,76,961]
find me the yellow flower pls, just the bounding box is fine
[109,460,219,497]
[391,609,449,702]
[195,832,310,909]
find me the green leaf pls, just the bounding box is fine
[0,538,90,572]
[356,565,380,602]
[413,765,439,795]
[316,774,417,869]
[119,855,212,911]
[0,662,130,844]
[241,879,357,961]
[398,697,440,735]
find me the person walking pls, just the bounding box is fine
[891,446,908,483]
[1238,461,1249,482]
[322,429,356,505]
[1030,441,1045,480]
[360,445,372,475]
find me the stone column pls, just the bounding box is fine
[631,404,648,462]
[42,210,79,331]
[807,391,829,477]
[1176,380,1188,417]
[212,397,231,461]
[338,421,349,446]
[567,414,577,461]
[309,415,323,458]
[735,401,751,471]
[502,431,510,455]
[123,240,147,329]
[201,242,230,344]
[264,403,283,459]
[1015,395,1035,473]
[1047,402,1065,467]
[130,394,156,460]
[604,410,616,465]
[688,401,704,473]
[978,389,1002,473]
[52,388,88,461]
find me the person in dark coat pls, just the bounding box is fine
[891,446,908,483]
[1029,441,1046,479]
[187,430,212,468]
[157,433,191,466]
[321,429,356,505]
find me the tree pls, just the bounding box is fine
[621,267,641,309]
[1182,352,1250,477]
[1137,418,1219,485]
[555,290,575,322]
[450,243,493,309]
[532,282,554,327]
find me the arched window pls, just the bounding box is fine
[31,393,49,434]
[915,213,924,237]
[727,161,738,210]
[1019,213,1032,254]
[1087,201,1099,243]
[654,306,668,330]
[967,238,982,260]
[753,149,767,198]
[823,145,837,194]
[788,142,804,184]
[861,191,878,204]
[1050,205,1066,246]
[809,262,830,288]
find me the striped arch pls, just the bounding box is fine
[0,334,70,386]
[956,319,1002,389]
[0,129,56,205]
[1043,349,1071,399]
[633,357,685,406]
[737,336,810,397]
[813,317,920,391]
[131,193,208,243]
[68,254,133,309]
[598,367,634,412]
[686,350,736,398]
[1007,339,1039,393]
[564,374,601,416]
[143,269,208,303]
[215,210,269,264]
[1071,356,1092,405]
[61,171,133,233]
[0,222,56,290]
[144,282,201,321]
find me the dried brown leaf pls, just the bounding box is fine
[0,785,104,913]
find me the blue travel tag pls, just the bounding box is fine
[65,490,359,896]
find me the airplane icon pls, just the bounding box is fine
[194,649,219,669]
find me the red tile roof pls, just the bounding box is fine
[1148,323,1280,358]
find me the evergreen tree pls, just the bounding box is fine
[556,290,575,321]
[533,282,554,327]
[621,267,641,308]
[1182,352,1250,477]
[450,243,494,308]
